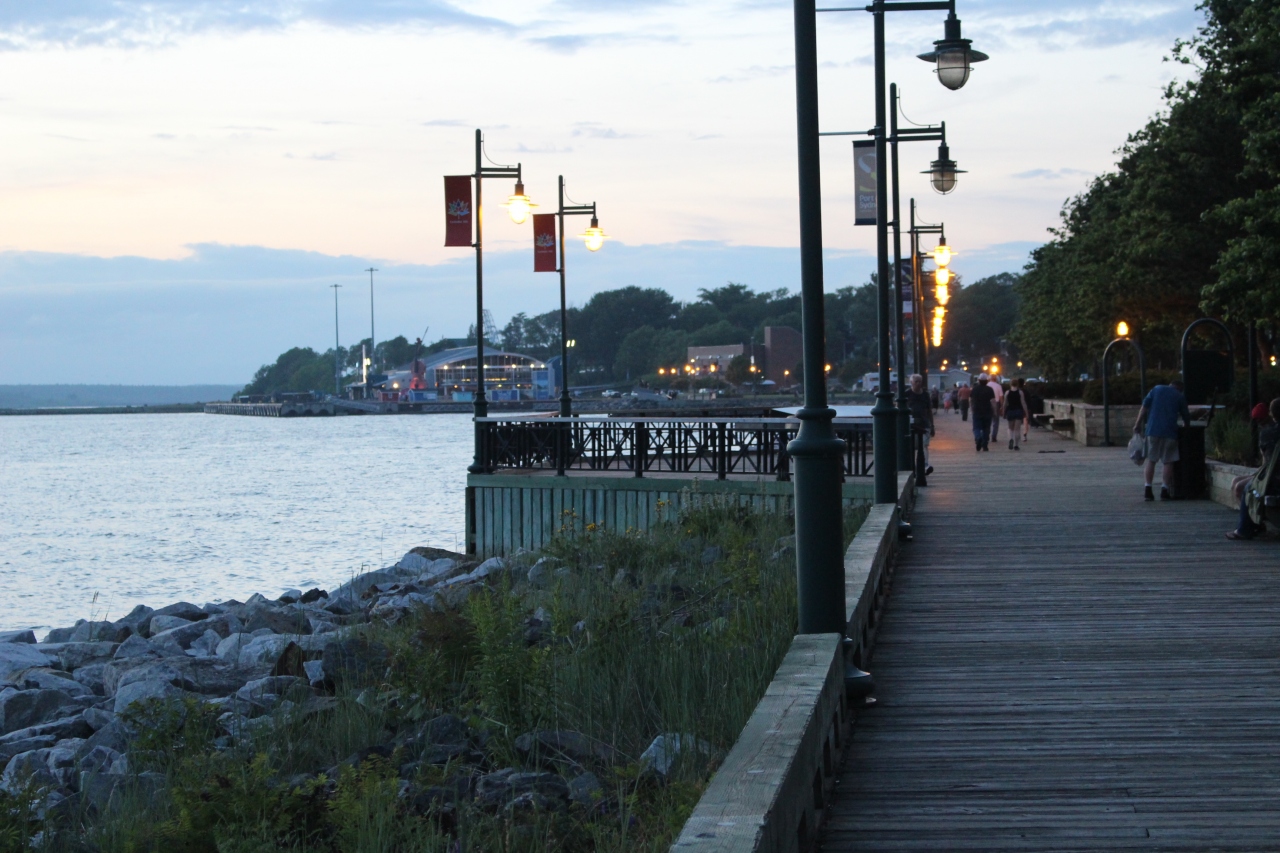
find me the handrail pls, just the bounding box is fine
[474,417,874,480]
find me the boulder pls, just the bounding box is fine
[0,630,36,645]
[53,642,120,672]
[72,663,109,696]
[420,714,469,746]
[112,634,165,661]
[0,715,92,748]
[113,605,156,639]
[150,615,233,654]
[43,625,78,644]
[397,552,430,573]
[568,771,604,807]
[76,720,128,758]
[277,589,302,605]
[148,614,193,636]
[113,657,263,701]
[475,769,569,810]
[299,588,328,604]
[320,638,389,687]
[20,669,94,699]
[188,629,223,658]
[638,733,715,779]
[240,603,310,635]
[303,660,325,687]
[44,738,85,787]
[0,643,52,683]
[81,707,116,732]
[514,730,616,766]
[77,744,121,775]
[0,689,88,735]
[149,602,207,623]
[0,748,57,795]
[112,678,183,714]
[236,636,307,671]
[69,621,131,644]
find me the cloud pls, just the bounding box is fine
[711,64,792,84]
[515,142,573,153]
[422,119,467,127]
[526,30,678,55]
[0,1,514,49]
[571,125,638,140]
[964,1,1204,51]
[1012,168,1092,180]
[283,151,339,160]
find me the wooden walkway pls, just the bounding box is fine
[821,411,1280,852]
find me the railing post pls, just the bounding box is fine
[635,420,647,478]
[717,421,728,480]
[556,419,567,477]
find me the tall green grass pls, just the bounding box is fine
[20,498,869,853]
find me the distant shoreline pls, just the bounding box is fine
[0,403,207,416]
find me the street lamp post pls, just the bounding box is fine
[1102,322,1146,447]
[330,283,342,395]
[448,129,533,474]
[553,176,606,418]
[365,268,377,371]
[817,0,985,507]
[889,85,960,472]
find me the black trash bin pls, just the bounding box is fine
[1173,424,1207,500]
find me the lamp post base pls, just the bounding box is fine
[789,408,848,636]
[871,393,898,504]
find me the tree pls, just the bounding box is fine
[240,347,346,396]
[945,274,1020,363]
[574,287,679,378]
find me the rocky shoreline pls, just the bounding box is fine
[0,544,709,840]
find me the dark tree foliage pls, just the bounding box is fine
[1015,0,1279,379]
[240,347,346,396]
[944,274,1020,364]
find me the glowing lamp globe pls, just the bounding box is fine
[935,267,952,287]
[1116,321,1130,338]
[579,216,608,252]
[933,241,953,268]
[503,181,536,224]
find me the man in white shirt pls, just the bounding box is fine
[988,377,1005,442]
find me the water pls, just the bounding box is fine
[0,412,474,633]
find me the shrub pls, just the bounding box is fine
[1207,410,1256,466]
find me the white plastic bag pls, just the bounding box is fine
[1128,433,1146,466]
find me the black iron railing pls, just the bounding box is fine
[474,417,873,480]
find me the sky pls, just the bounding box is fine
[0,0,1204,384]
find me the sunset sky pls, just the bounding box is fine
[0,1,1202,383]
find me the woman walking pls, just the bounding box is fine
[905,373,935,474]
[1002,377,1029,450]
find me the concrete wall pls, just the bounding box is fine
[1208,460,1255,511]
[466,474,875,557]
[1044,400,1143,447]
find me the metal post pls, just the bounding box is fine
[1249,321,1259,464]
[330,283,341,395]
[365,267,377,370]
[890,84,912,472]
[871,1,898,504]
[469,129,488,474]
[789,0,847,636]
[558,177,572,418]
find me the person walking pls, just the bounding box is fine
[1132,379,1192,501]
[988,376,1005,444]
[930,386,940,413]
[1001,378,1028,450]
[1020,378,1032,443]
[970,373,996,452]
[958,382,971,422]
[905,373,935,474]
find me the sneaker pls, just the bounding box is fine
[1160,487,1172,501]
[1144,486,1154,501]
[1008,439,1014,449]
[1014,446,1020,451]
[925,465,934,475]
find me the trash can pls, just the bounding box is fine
[1173,424,1207,500]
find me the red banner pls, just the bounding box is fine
[443,176,472,247]
[533,213,558,272]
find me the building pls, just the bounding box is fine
[683,326,802,385]
[418,346,553,402]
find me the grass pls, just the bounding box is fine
[13,497,870,853]
[1207,410,1256,466]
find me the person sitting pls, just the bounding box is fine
[1227,397,1280,541]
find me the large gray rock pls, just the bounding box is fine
[188,629,223,658]
[514,730,617,766]
[19,669,94,699]
[0,630,36,645]
[44,738,85,787]
[150,615,234,655]
[112,634,165,661]
[149,602,207,623]
[638,733,715,779]
[0,689,88,735]
[0,748,57,794]
[69,621,131,644]
[45,642,120,672]
[568,771,604,807]
[43,625,78,644]
[113,605,155,639]
[148,614,193,636]
[235,635,306,671]
[112,678,183,714]
[240,603,310,636]
[0,715,92,748]
[72,663,109,696]
[113,657,264,701]
[0,643,52,683]
[396,552,430,573]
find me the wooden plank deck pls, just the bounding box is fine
[821,409,1280,852]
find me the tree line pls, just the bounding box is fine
[1014,0,1280,380]
[240,276,1019,396]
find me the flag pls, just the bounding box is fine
[444,176,472,247]
[533,213,558,272]
[853,140,877,226]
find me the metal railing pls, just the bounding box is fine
[474,417,874,480]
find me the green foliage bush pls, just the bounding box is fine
[1208,410,1256,466]
[1081,370,1181,405]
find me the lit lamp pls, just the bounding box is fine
[917,10,989,91]
[579,217,608,252]
[502,181,536,224]
[933,239,953,268]
[932,307,945,348]
[1116,321,1130,338]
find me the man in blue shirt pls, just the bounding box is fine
[1133,380,1192,501]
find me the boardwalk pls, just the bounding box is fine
[821,410,1280,852]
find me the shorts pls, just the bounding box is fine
[1145,435,1180,464]
[1006,409,1025,424]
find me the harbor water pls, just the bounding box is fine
[0,412,473,634]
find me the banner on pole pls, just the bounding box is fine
[853,140,877,226]
[899,259,914,314]
[443,176,473,247]
[533,214,557,272]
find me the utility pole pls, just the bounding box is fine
[365,267,378,371]
[330,284,342,395]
